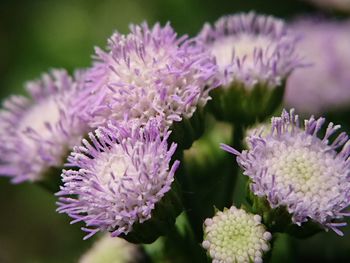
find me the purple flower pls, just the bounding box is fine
[221,109,350,235]
[285,19,350,115]
[56,120,180,240]
[197,12,302,89]
[0,69,88,183]
[76,22,216,131]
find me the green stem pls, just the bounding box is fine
[164,221,208,263]
[265,233,296,263]
[173,147,203,242]
[223,124,244,207]
[264,234,277,263]
[138,246,154,263]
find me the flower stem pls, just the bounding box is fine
[223,124,244,207]
[164,215,208,263]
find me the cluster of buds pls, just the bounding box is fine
[202,206,271,263]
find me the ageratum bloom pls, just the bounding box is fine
[56,121,181,242]
[285,19,350,115]
[197,12,302,124]
[198,12,301,88]
[79,235,141,263]
[77,22,216,136]
[202,206,271,263]
[221,109,350,235]
[0,69,88,183]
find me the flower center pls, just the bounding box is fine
[264,141,342,208]
[93,145,135,186]
[18,97,61,145]
[210,34,275,72]
[211,218,257,251]
[109,46,169,88]
[106,45,175,121]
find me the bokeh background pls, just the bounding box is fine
[0,0,349,262]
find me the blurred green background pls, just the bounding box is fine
[0,0,349,262]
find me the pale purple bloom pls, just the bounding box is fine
[285,19,350,115]
[197,12,302,89]
[0,69,88,183]
[76,22,216,131]
[221,109,350,235]
[56,120,179,239]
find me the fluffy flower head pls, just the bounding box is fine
[285,19,350,115]
[56,120,179,239]
[197,12,302,88]
[222,109,350,235]
[202,206,271,263]
[0,69,87,183]
[78,22,216,130]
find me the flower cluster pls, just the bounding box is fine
[222,109,350,235]
[1,10,350,262]
[56,120,180,239]
[285,19,350,115]
[76,22,216,131]
[0,69,88,183]
[202,206,271,263]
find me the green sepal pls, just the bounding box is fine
[213,206,220,213]
[209,81,285,125]
[285,220,323,239]
[169,106,206,150]
[248,185,323,238]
